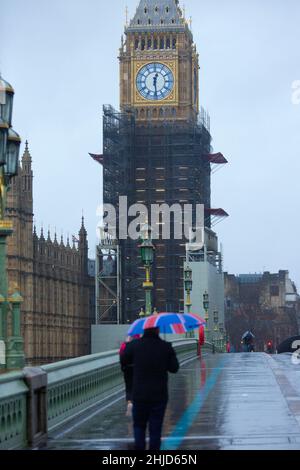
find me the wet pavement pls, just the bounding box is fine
[44,353,300,450]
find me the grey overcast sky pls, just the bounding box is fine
[1,0,300,286]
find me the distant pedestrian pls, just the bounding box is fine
[242,331,255,352]
[119,335,140,416]
[122,327,179,451]
[198,325,205,356]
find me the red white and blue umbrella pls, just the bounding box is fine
[128,312,206,336]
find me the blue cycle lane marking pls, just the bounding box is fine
[162,356,227,450]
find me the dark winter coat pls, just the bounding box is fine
[121,330,179,403]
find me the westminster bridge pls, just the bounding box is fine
[1,340,300,450]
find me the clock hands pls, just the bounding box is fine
[153,73,159,95]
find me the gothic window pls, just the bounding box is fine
[172,38,176,49]
[135,39,139,49]
[141,38,145,50]
[154,38,158,49]
[166,37,171,49]
[172,19,175,24]
[144,7,147,14]
[160,37,164,49]
[159,108,164,117]
[147,37,152,49]
[137,19,140,24]
[166,6,169,13]
[148,19,151,25]
[172,108,177,117]
[140,109,145,119]
[161,19,164,25]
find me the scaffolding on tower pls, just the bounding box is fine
[90,104,229,321]
[95,231,122,324]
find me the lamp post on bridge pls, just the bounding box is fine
[139,223,155,317]
[203,291,210,343]
[0,75,24,371]
[219,323,225,352]
[184,264,193,314]
[184,264,194,338]
[213,310,219,351]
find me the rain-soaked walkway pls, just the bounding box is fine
[44,353,300,450]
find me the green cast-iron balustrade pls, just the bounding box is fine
[0,372,28,449]
[0,339,210,449]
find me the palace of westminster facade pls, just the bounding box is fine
[6,143,94,365]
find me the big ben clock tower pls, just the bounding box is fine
[95,0,222,324]
[120,0,199,121]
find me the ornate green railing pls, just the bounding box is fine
[43,339,198,432]
[42,350,123,431]
[0,372,28,450]
[0,339,199,448]
[203,341,225,354]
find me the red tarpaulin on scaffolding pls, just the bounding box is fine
[89,153,103,164]
[204,152,228,164]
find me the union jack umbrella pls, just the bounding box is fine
[127,312,206,336]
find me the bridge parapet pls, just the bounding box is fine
[0,372,28,450]
[0,339,198,449]
[42,340,198,433]
[42,350,122,432]
[203,342,224,354]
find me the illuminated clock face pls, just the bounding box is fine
[136,63,174,101]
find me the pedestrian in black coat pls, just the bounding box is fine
[121,327,179,451]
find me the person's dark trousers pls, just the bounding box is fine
[132,401,167,450]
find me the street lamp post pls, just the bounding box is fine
[184,265,193,314]
[184,264,194,338]
[219,324,225,352]
[0,75,24,370]
[213,310,219,351]
[203,291,209,343]
[139,224,155,317]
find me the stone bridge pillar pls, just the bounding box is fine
[23,367,48,448]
